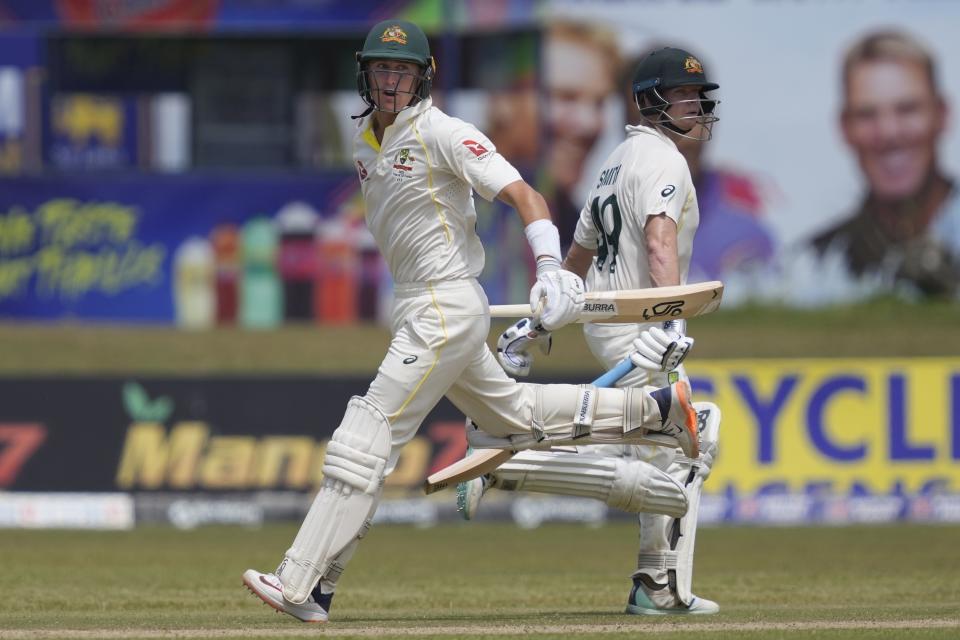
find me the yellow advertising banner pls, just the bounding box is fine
[687,358,960,496]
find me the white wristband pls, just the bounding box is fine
[524,218,562,264]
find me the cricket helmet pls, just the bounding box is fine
[356,19,436,114]
[631,47,720,140]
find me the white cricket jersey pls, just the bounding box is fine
[573,123,699,293]
[353,98,522,284]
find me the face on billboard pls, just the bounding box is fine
[841,60,946,201]
[545,38,614,193]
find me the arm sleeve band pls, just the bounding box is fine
[524,218,562,264]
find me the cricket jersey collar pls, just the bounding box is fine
[625,122,678,151]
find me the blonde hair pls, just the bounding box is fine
[842,30,940,97]
[545,20,621,84]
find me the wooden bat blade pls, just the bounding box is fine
[489,281,723,323]
[422,448,513,495]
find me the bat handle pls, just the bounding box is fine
[593,356,634,388]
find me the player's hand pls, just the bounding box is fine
[630,320,694,372]
[529,268,584,330]
[496,317,552,377]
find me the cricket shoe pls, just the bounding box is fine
[650,380,700,459]
[456,472,490,521]
[625,574,719,615]
[242,569,332,623]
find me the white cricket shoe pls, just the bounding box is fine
[456,473,490,520]
[625,575,719,615]
[242,569,331,623]
[651,380,700,459]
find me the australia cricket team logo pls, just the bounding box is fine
[381,25,408,45]
[392,148,415,181]
[684,56,704,74]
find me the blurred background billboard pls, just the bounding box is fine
[1,0,957,324]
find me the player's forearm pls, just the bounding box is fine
[562,241,595,280]
[496,180,551,227]
[644,213,680,287]
[497,180,565,269]
[647,248,680,287]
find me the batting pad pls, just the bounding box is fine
[278,396,391,604]
[492,449,688,516]
[636,401,721,606]
[534,385,664,444]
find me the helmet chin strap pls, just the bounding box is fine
[351,105,375,120]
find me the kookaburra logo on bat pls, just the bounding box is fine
[643,300,685,319]
[583,302,616,313]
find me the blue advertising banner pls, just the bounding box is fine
[0,173,359,321]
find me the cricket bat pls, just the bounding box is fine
[490,280,723,323]
[423,356,637,495]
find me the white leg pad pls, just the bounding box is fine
[467,385,680,450]
[636,401,721,606]
[277,396,391,604]
[491,450,688,517]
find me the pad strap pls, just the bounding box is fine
[573,385,597,439]
[323,441,386,494]
[637,551,679,572]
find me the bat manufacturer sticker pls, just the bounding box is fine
[642,300,685,320]
[582,302,617,314]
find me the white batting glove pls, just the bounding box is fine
[529,261,584,330]
[630,319,694,372]
[496,317,552,377]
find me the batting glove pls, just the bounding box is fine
[529,260,584,330]
[496,317,552,377]
[630,319,694,372]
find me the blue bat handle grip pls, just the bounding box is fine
[592,356,635,388]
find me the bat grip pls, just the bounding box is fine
[593,356,634,388]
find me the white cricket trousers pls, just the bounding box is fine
[366,278,642,474]
[314,279,660,595]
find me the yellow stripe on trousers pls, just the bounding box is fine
[388,282,449,422]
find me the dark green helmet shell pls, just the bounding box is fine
[356,19,435,112]
[358,19,432,67]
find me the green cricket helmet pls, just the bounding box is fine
[356,19,436,115]
[631,47,720,140]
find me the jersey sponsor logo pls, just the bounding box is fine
[660,185,676,198]
[582,302,616,313]
[380,25,408,45]
[356,160,369,182]
[461,139,490,157]
[684,56,704,74]
[402,355,418,364]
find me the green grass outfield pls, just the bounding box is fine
[2,523,958,639]
[3,299,960,374]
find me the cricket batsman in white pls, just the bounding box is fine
[461,47,723,615]
[242,22,701,622]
